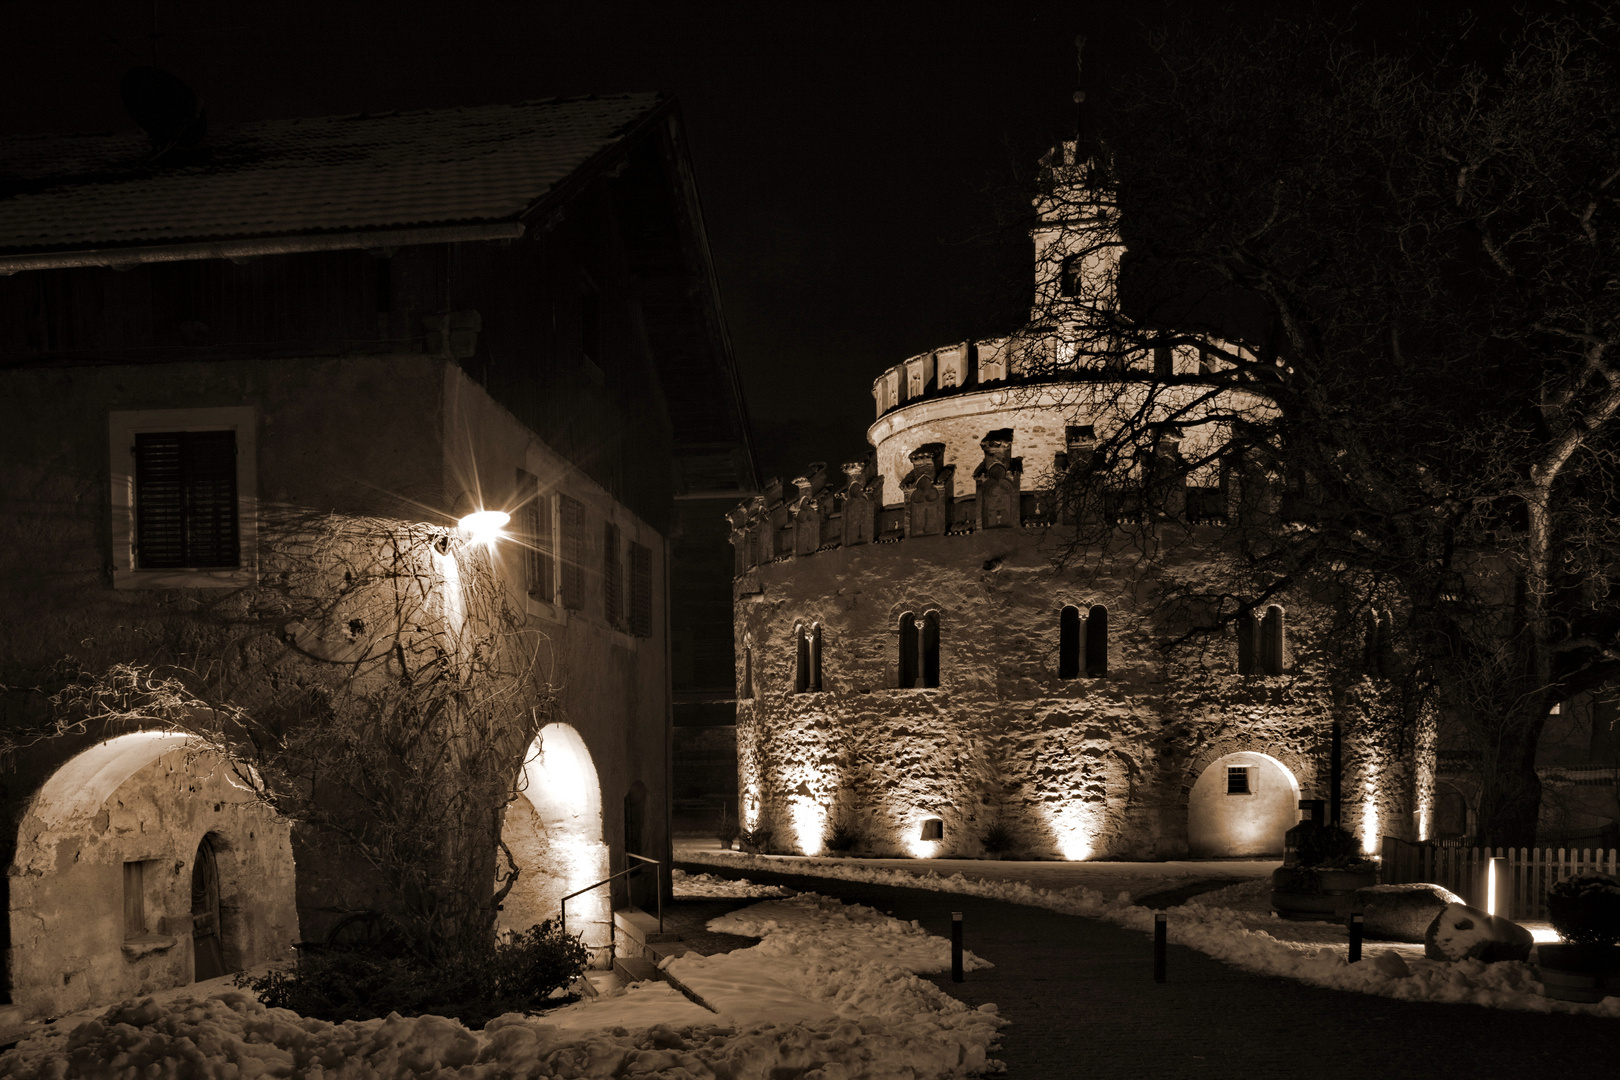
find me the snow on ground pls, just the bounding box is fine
[0,892,1004,1080]
[678,846,1620,1017]
[671,867,793,898]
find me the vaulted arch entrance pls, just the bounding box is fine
[8,732,297,1018]
[498,723,611,962]
[1187,751,1301,857]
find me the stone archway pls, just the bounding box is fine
[8,733,297,1019]
[1187,751,1301,857]
[498,723,611,962]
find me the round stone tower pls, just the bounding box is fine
[727,143,1426,861]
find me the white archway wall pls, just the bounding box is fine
[499,723,610,963]
[1187,751,1301,857]
[9,738,297,1019]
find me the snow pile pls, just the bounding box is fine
[0,893,1005,1080]
[671,868,793,898]
[681,851,1620,1016]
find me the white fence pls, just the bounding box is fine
[1381,837,1619,920]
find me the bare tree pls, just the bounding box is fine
[1021,8,1620,845]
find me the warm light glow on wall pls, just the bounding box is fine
[433,540,465,637]
[1360,773,1380,855]
[1046,803,1099,861]
[742,785,760,830]
[791,799,826,856]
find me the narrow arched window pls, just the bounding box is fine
[1084,605,1108,677]
[795,625,810,693]
[810,623,823,692]
[1237,611,1258,675]
[1059,605,1081,679]
[1261,605,1285,675]
[899,613,918,688]
[742,645,753,699]
[922,610,941,688]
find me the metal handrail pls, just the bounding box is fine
[558,854,664,940]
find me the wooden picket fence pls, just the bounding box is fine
[1381,836,1619,920]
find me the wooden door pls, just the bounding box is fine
[191,837,227,981]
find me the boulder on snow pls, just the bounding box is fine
[1369,949,1412,978]
[1354,883,1464,943]
[1424,902,1535,962]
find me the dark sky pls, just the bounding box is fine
[0,1,1164,482]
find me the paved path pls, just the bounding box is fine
[676,860,1619,1080]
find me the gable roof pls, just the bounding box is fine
[0,93,666,257]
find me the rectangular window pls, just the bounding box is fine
[603,521,623,628]
[1227,767,1252,795]
[516,470,552,602]
[123,861,146,938]
[558,495,585,610]
[134,430,239,569]
[628,541,653,637]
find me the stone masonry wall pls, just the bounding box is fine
[735,523,1417,860]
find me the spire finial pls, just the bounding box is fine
[1073,34,1088,140]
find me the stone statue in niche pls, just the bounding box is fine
[1150,426,1186,519]
[725,503,755,574]
[974,428,1022,529]
[791,463,828,555]
[901,443,953,538]
[840,458,881,546]
[1056,424,1099,527]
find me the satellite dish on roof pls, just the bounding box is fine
[119,66,206,157]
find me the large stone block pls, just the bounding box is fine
[1354,882,1463,943]
[1424,901,1534,962]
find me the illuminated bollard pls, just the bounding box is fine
[951,912,964,982]
[1484,857,1510,919]
[1153,913,1167,983]
[1348,913,1364,963]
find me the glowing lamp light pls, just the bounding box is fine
[458,509,510,545]
[790,799,825,857]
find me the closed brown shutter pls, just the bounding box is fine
[603,521,623,628]
[134,430,238,569]
[628,542,652,637]
[559,495,585,609]
[517,470,552,601]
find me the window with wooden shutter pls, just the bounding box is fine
[628,541,653,637]
[603,521,623,628]
[516,470,552,602]
[559,495,585,610]
[134,430,239,569]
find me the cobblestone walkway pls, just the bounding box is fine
[675,860,1619,1080]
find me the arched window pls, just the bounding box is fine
[922,610,940,688]
[795,625,810,693]
[1261,605,1285,675]
[809,623,823,692]
[1237,611,1258,675]
[1084,605,1108,677]
[742,645,753,699]
[899,613,918,688]
[1059,605,1081,679]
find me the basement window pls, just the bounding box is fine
[1227,767,1252,795]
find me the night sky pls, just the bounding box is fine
[0,1,1165,482]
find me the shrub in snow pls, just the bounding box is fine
[1354,883,1463,943]
[1290,823,1372,870]
[1424,902,1533,963]
[239,919,587,1027]
[980,821,1017,857]
[824,815,863,853]
[1546,872,1620,946]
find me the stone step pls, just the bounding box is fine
[576,970,622,998]
[646,940,693,965]
[613,956,662,985]
[613,907,681,953]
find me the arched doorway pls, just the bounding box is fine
[191,835,227,981]
[498,724,610,963]
[1187,751,1301,857]
[8,733,297,1018]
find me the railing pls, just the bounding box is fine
[558,854,663,964]
[1381,836,1619,920]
